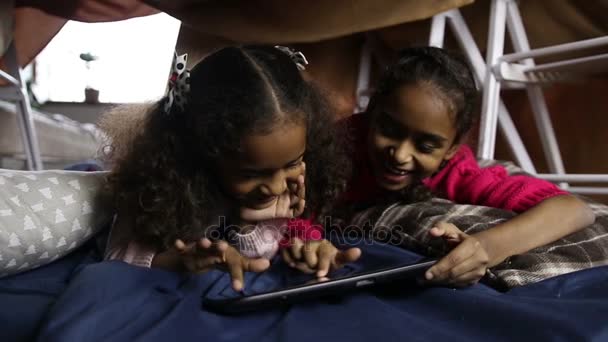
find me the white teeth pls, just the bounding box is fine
[388,167,409,175]
[385,162,411,176]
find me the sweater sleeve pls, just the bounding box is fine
[423,145,568,213]
[104,217,156,268]
[280,218,324,247]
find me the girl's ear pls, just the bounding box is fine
[444,143,461,160]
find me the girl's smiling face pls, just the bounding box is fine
[367,82,460,192]
[218,121,306,210]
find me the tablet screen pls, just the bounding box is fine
[204,242,431,301]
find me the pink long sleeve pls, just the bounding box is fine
[105,216,322,264]
[104,218,156,268]
[236,218,323,257]
[422,145,568,213]
[284,218,323,243]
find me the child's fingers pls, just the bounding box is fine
[288,182,299,203]
[297,174,305,200]
[449,267,487,287]
[300,162,306,177]
[276,191,293,217]
[281,248,296,267]
[429,227,460,248]
[285,174,305,218]
[214,241,230,263]
[225,253,245,291]
[191,238,212,255]
[195,256,223,271]
[290,238,304,260]
[289,161,305,179]
[429,226,446,237]
[334,247,362,267]
[303,243,319,269]
[434,222,465,240]
[288,181,298,194]
[215,240,229,252]
[175,239,196,255]
[193,239,227,260]
[221,246,271,291]
[288,172,305,200]
[174,239,188,251]
[282,243,315,274]
[198,238,213,249]
[229,267,244,292]
[293,262,316,274]
[285,239,318,273]
[425,241,476,282]
[316,244,334,278]
[429,223,466,250]
[292,199,305,218]
[306,276,330,285]
[242,257,271,273]
[446,253,487,279]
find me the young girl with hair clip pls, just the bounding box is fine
[341,46,594,288]
[102,45,360,291]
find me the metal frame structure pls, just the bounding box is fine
[354,0,608,194]
[479,0,608,194]
[0,41,43,170]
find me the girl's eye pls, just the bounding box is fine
[239,170,262,179]
[286,160,303,170]
[417,141,437,154]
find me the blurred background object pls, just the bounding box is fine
[1,0,607,201]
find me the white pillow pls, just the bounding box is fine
[0,169,112,277]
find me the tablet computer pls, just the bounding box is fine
[202,253,436,314]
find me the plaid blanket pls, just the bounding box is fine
[348,198,608,290]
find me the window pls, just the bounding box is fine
[33,13,180,103]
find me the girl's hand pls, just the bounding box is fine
[424,222,490,287]
[174,238,270,291]
[240,162,306,221]
[281,238,361,278]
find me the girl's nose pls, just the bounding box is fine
[390,140,414,165]
[261,172,288,196]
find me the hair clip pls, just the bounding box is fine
[275,45,309,71]
[164,52,191,114]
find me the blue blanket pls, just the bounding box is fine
[2,239,608,342]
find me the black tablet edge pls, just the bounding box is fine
[202,259,437,314]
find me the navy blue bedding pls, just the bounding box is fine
[0,240,99,342]
[1,237,608,342]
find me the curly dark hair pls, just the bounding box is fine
[371,46,478,143]
[101,45,350,249]
[364,46,478,203]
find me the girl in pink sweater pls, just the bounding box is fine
[341,46,594,287]
[102,46,359,291]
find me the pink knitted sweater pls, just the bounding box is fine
[341,114,567,212]
[105,217,323,268]
[422,145,567,212]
